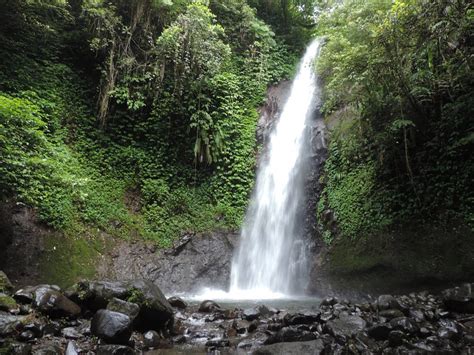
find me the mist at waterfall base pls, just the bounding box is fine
[191,39,323,303]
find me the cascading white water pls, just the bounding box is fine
[229,39,323,299]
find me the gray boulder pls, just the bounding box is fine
[91,309,132,344]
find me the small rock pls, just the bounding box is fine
[199,300,221,313]
[379,309,404,319]
[377,295,402,311]
[232,319,250,334]
[172,334,186,344]
[66,341,79,355]
[205,337,230,347]
[144,330,161,349]
[91,309,132,344]
[62,327,82,339]
[437,318,462,340]
[243,307,260,321]
[442,283,474,314]
[41,321,61,336]
[388,330,405,347]
[389,317,418,334]
[96,345,135,355]
[18,330,35,342]
[167,296,187,309]
[368,324,392,340]
[283,312,320,325]
[320,297,338,307]
[32,344,63,355]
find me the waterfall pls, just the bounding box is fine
[229,39,323,298]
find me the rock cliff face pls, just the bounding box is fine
[97,231,238,295]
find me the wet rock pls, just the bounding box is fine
[18,330,35,342]
[0,272,13,293]
[167,296,187,309]
[34,344,63,355]
[23,323,42,338]
[0,313,25,336]
[377,295,402,311]
[248,320,259,333]
[243,307,260,321]
[443,283,474,314]
[388,330,405,347]
[62,327,82,339]
[284,312,320,325]
[320,311,335,322]
[13,287,36,304]
[36,289,81,318]
[389,317,418,334]
[0,294,18,313]
[237,331,270,349]
[325,314,367,340]
[143,330,160,349]
[320,297,338,307]
[379,309,404,319]
[205,337,230,347]
[172,335,186,344]
[126,280,174,331]
[41,321,61,336]
[96,344,135,355]
[437,318,462,340]
[267,326,317,344]
[107,298,140,322]
[66,280,130,310]
[253,339,325,355]
[91,309,132,344]
[66,341,79,355]
[368,324,392,340]
[232,319,250,334]
[408,308,425,322]
[199,300,221,313]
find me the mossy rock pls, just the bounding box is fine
[0,271,13,293]
[0,294,17,312]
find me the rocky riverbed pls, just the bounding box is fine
[1,270,474,354]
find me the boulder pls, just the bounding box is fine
[36,289,81,318]
[0,272,13,293]
[0,294,18,313]
[107,298,140,323]
[324,314,366,340]
[388,330,405,347]
[68,280,173,330]
[0,313,25,337]
[199,300,221,313]
[253,339,325,355]
[283,312,320,326]
[126,280,173,330]
[66,281,130,310]
[205,337,230,348]
[91,309,132,344]
[443,283,474,314]
[167,296,187,309]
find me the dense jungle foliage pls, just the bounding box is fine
[0,0,318,245]
[316,0,473,242]
[0,0,472,250]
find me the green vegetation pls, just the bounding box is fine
[316,0,473,243]
[0,0,307,248]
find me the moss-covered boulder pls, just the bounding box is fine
[0,294,18,312]
[0,271,13,293]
